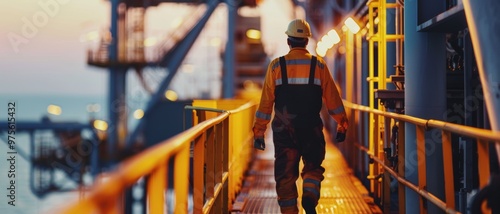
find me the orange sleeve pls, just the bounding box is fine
[253,59,278,134]
[319,58,348,129]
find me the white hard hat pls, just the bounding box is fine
[285,19,312,38]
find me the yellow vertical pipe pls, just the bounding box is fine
[379,0,387,90]
[416,125,427,214]
[356,31,363,105]
[441,131,455,209]
[193,133,206,213]
[355,33,363,177]
[477,139,490,188]
[377,4,388,203]
[368,2,376,194]
[346,30,354,103]
[346,28,355,164]
[174,144,190,214]
[148,163,167,214]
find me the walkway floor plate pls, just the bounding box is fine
[232,130,382,213]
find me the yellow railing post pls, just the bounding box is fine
[441,130,455,209]
[373,113,380,197]
[222,118,230,210]
[382,117,392,213]
[174,144,191,213]
[214,122,224,212]
[416,125,427,214]
[206,127,216,201]
[477,139,490,188]
[398,121,406,214]
[148,163,167,214]
[193,133,206,213]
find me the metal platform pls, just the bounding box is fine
[232,131,382,214]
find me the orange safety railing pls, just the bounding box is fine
[343,100,500,214]
[57,100,257,214]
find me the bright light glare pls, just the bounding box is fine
[171,17,183,29]
[93,120,108,131]
[133,109,144,119]
[316,44,327,57]
[246,29,261,40]
[79,31,99,42]
[344,17,360,34]
[165,90,178,101]
[321,35,334,49]
[47,104,62,115]
[87,31,99,41]
[144,37,157,47]
[327,29,341,45]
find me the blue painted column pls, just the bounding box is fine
[108,0,127,165]
[404,0,446,213]
[223,0,237,98]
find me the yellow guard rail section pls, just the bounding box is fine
[344,100,500,214]
[57,100,257,214]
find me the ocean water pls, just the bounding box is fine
[0,93,197,213]
[0,94,107,214]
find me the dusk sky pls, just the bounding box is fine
[0,0,110,96]
[0,0,298,97]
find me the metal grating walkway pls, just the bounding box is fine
[231,130,382,214]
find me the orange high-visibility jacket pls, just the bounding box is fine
[253,47,346,135]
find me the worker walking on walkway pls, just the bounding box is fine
[253,19,348,214]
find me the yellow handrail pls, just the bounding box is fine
[345,101,500,142]
[344,100,499,214]
[56,100,257,214]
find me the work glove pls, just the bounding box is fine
[253,126,266,150]
[336,129,346,143]
[254,138,266,150]
[336,116,348,143]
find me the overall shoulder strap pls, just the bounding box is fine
[279,56,288,85]
[309,56,317,85]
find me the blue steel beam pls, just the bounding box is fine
[404,0,447,213]
[108,0,128,164]
[126,0,220,147]
[223,0,237,98]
